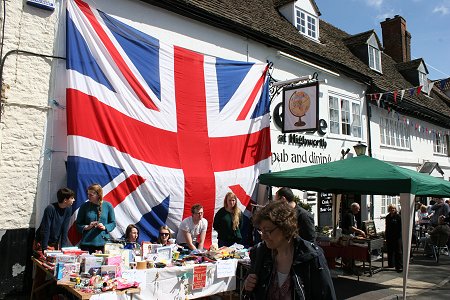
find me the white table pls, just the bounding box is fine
[124,259,238,300]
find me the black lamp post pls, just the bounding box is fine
[353,141,367,156]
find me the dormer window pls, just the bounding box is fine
[368,45,381,72]
[419,71,427,92]
[295,8,318,40]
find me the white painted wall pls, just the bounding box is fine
[1,0,449,237]
[0,1,65,229]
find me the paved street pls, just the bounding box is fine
[332,247,450,299]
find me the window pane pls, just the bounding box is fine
[368,47,374,69]
[341,99,350,135]
[329,96,339,134]
[351,103,362,138]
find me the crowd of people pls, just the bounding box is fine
[34,184,336,299]
[35,182,450,299]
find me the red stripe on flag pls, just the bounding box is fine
[229,184,252,208]
[67,89,180,168]
[74,0,159,111]
[174,46,216,248]
[236,65,269,121]
[104,174,146,207]
[210,127,271,171]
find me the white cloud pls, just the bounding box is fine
[433,5,449,15]
[366,0,384,7]
[375,9,396,21]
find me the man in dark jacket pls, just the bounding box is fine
[385,204,402,272]
[276,187,316,242]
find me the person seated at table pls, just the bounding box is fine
[243,200,336,300]
[418,205,431,228]
[34,188,76,253]
[424,215,450,257]
[176,203,208,250]
[124,224,140,250]
[385,204,402,272]
[213,192,243,247]
[157,225,175,246]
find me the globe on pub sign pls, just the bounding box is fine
[288,90,311,127]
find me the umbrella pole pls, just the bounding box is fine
[332,194,341,237]
[399,193,415,299]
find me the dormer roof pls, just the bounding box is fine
[344,30,382,50]
[396,58,428,74]
[274,0,321,16]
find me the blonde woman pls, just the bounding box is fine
[213,192,243,247]
[156,225,173,246]
[76,183,116,253]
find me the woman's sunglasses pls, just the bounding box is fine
[159,232,169,236]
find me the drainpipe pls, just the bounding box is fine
[366,94,374,219]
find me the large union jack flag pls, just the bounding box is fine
[66,0,271,247]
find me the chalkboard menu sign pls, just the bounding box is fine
[362,220,377,236]
[318,193,333,227]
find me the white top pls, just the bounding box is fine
[277,271,289,287]
[176,217,208,244]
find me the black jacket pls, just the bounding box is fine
[296,205,316,242]
[248,237,336,300]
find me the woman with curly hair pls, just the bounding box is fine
[213,192,243,247]
[76,183,116,253]
[244,201,336,300]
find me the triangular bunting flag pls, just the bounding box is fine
[400,90,405,101]
[416,86,422,95]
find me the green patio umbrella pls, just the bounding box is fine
[258,155,450,299]
[259,154,450,197]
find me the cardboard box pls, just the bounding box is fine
[55,262,80,280]
[101,265,118,278]
[82,255,104,274]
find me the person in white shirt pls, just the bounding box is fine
[176,204,208,250]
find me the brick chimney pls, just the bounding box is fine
[380,15,411,63]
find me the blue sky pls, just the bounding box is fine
[316,0,450,80]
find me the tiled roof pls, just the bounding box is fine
[142,0,450,127]
[396,58,424,72]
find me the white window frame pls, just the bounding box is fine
[295,8,318,40]
[368,45,382,72]
[379,117,410,149]
[381,195,400,216]
[328,94,362,138]
[433,132,448,155]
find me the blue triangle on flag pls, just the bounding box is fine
[67,156,124,212]
[66,16,114,92]
[136,195,170,242]
[251,76,270,118]
[216,58,253,111]
[98,10,161,100]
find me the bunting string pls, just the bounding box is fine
[366,77,450,107]
[378,105,450,137]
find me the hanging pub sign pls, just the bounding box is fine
[282,82,319,133]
